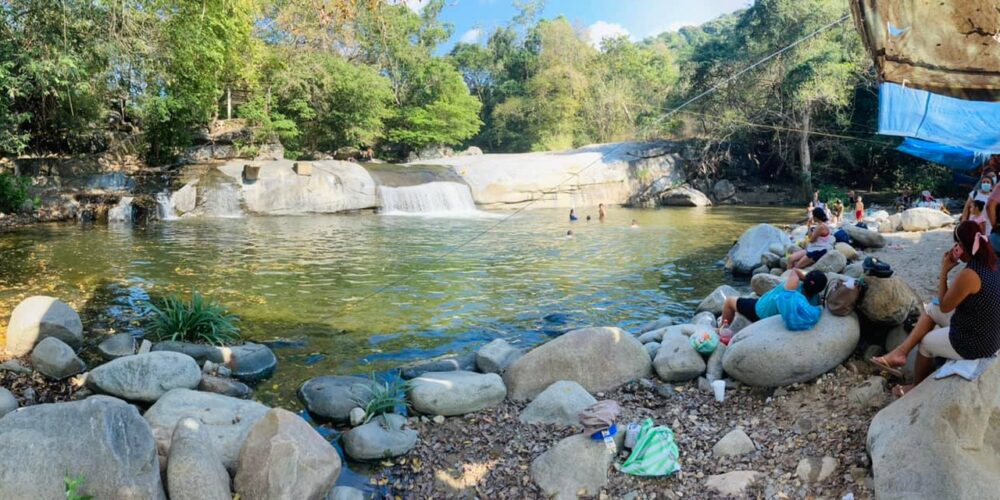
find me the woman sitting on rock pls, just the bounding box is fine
[788,207,833,269]
[720,269,828,331]
[872,221,1000,396]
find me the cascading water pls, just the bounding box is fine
[200,181,243,218]
[377,181,481,216]
[156,192,177,220]
[107,197,133,222]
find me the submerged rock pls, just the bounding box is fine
[722,312,860,387]
[88,352,201,402]
[726,224,789,275]
[226,342,278,382]
[503,327,651,401]
[408,371,506,416]
[167,418,231,500]
[6,295,83,356]
[0,396,165,499]
[234,408,341,500]
[519,381,597,426]
[30,337,85,380]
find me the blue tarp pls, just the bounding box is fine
[879,82,1000,154]
[896,138,990,171]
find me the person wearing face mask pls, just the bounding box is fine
[961,175,993,223]
[871,221,1000,397]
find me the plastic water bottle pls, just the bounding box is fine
[624,422,640,449]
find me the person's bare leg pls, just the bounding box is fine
[913,352,936,384]
[882,313,936,366]
[788,250,805,268]
[721,297,738,327]
[795,257,815,269]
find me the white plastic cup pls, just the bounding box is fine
[711,380,726,402]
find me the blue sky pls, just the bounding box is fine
[402,0,753,52]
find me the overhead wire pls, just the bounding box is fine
[337,12,854,315]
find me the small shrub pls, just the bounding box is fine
[64,474,93,500]
[147,290,240,345]
[0,173,29,213]
[352,373,410,423]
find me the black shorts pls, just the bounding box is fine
[735,298,760,322]
[806,249,828,262]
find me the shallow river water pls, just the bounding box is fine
[0,206,797,406]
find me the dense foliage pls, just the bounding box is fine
[147,290,241,345]
[0,173,29,213]
[0,0,950,195]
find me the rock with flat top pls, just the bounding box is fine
[519,381,596,426]
[530,434,616,499]
[342,414,417,461]
[408,371,506,416]
[88,351,201,402]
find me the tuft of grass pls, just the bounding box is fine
[352,373,410,424]
[65,474,93,500]
[146,290,240,346]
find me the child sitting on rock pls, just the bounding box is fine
[721,269,828,331]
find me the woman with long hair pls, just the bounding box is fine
[788,207,834,269]
[872,221,1000,396]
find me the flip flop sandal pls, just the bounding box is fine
[869,356,904,379]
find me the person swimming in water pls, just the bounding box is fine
[569,209,578,221]
[566,230,574,238]
[586,215,592,221]
[630,219,639,228]
[599,204,607,221]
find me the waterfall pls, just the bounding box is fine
[377,182,480,216]
[200,182,243,218]
[108,197,133,222]
[156,192,177,220]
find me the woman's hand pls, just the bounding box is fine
[941,248,959,272]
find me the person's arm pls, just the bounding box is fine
[989,198,999,228]
[961,197,972,222]
[939,257,981,313]
[784,269,804,291]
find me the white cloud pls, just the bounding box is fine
[398,0,430,12]
[587,21,631,49]
[459,28,482,45]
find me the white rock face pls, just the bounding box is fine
[6,296,83,356]
[419,142,683,209]
[217,160,378,214]
[899,207,955,231]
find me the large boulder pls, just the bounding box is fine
[653,328,708,382]
[503,327,651,401]
[30,336,85,380]
[88,352,201,402]
[408,371,506,416]
[858,275,923,325]
[835,242,858,261]
[713,179,736,201]
[5,296,83,356]
[342,414,418,461]
[808,250,847,274]
[751,273,782,296]
[696,285,740,316]
[899,207,955,231]
[475,339,524,374]
[726,224,789,274]
[661,186,712,207]
[144,389,269,473]
[722,312,860,387]
[234,408,341,500]
[519,381,597,426]
[298,375,373,422]
[867,360,1000,499]
[0,396,166,499]
[530,433,618,499]
[167,418,231,500]
[841,223,885,249]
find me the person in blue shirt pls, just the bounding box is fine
[720,269,827,331]
[569,209,578,221]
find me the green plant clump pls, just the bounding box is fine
[353,373,410,424]
[0,173,29,213]
[64,474,93,500]
[147,290,240,345]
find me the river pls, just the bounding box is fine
[0,206,797,406]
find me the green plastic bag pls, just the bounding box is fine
[617,418,681,476]
[689,329,719,355]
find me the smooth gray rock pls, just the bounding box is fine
[167,417,231,500]
[705,470,761,497]
[751,264,769,276]
[6,296,83,356]
[841,223,885,249]
[198,374,252,399]
[868,359,1000,499]
[653,328,708,382]
[0,359,31,375]
[844,262,864,278]
[706,343,726,382]
[899,207,954,231]
[531,433,616,499]
[761,251,782,269]
[98,333,136,360]
[0,387,17,417]
[151,341,225,364]
[30,337,85,380]
[637,316,674,333]
[503,327,651,401]
[712,429,756,457]
[729,315,752,335]
[88,352,201,402]
[858,275,923,325]
[144,389,269,473]
[234,408,342,500]
[723,312,860,387]
[691,311,717,328]
[713,179,736,201]
[298,376,373,422]
[0,396,165,499]
[808,250,847,274]
[475,339,524,373]
[849,376,887,408]
[643,341,660,359]
[226,342,278,382]
[660,186,712,207]
[835,242,859,260]
[726,224,789,274]
[408,371,506,416]
[519,381,596,426]
[400,353,476,379]
[751,273,782,296]
[696,285,740,316]
[637,327,667,344]
[796,456,838,483]
[342,414,418,461]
